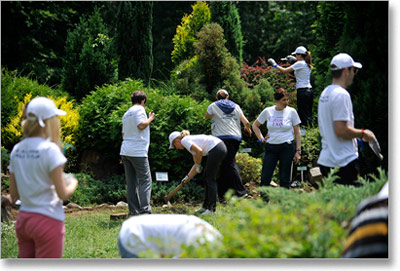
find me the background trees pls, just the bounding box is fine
[1,1,388,176]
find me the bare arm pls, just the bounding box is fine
[275,65,294,74]
[205,111,213,120]
[252,120,268,143]
[137,112,155,130]
[293,125,301,164]
[240,113,252,137]
[183,144,203,181]
[334,121,374,142]
[10,173,19,203]
[51,165,78,201]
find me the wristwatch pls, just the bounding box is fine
[296,148,301,154]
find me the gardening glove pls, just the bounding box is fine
[268,58,277,66]
[195,163,203,173]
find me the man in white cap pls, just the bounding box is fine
[317,53,374,186]
[205,89,251,199]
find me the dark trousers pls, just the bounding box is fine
[217,139,247,198]
[297,88,314,127]
[203,142,227,211]
[261,142,295,189]
[319,159,361,187]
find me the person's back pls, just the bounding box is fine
[208,100,242,140]
[121,104,150,157]
[118,214,222,258]
[10,137,66,221]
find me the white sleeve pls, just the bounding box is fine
[292,109,301,126]
[135,107,147,125]
[332,92,352,122]
[291,61,301,71]
[207,104,214,115]
[256,109,268,125]
[47,144,67,172]
[181,137,193,153]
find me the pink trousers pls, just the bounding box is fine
[15,211,65,258]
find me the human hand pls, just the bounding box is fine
[294,152,301,164]
[149,111,155,120]
[362,129,375,142]
[268,58,277,66]
[245,127,252,137]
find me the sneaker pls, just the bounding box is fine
[194,207,206,214]
[199,209,215,216]
[290,180,301,188]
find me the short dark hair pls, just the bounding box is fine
[131,90,147,105]
[274,88,288,101]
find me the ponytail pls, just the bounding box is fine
[181,130,190,137]
[305,51,313,70]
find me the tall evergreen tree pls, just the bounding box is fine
[209,1,243,64]
[61,8,118,101]
[115,1,153,85]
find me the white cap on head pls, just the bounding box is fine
[169,131,181,149]
[330,53,362,70]
[26,97,66,127]
[292,46,307,55]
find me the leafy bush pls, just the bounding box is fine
[1,69,68,145]
[68,173,127,206]
[62,8,118,101]
[171,1,211,65]
[182,168,387,258]
[1,147,10,174]
[235,153,262,184]
[300,126,321,169]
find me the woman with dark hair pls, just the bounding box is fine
[120,90,155,215]
[252,88,302,189]
[268,46,314,128]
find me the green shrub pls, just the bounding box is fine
[68,173,127,206]
[62,8,118,101]
[182,168,387,258]
[1,69,68,148]
[171,1,211,65]
[235,153,262,184]
[1,147,10,174]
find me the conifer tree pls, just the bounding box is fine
[115,1,153,85]
[210,1,243,64]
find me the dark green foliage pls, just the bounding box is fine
[115,2,153,85]
[237,1,318,63]
[1,147,10,175]
[61,8,119,101]
[235,153,262,184]
[68,173,127,206]
[1,1,96,86]
[151,2,193,80]
[210,1,243,63]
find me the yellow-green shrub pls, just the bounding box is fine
[236,152,262,184]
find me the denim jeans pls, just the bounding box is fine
[260,141,295,189]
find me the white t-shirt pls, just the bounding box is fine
[120,105,150,157]
[9,137,67,221]
[181,135,222,156]
[118,214,222,257]
[318,84,358,167]
[256,106,301,144]
[291,60,312,89]
[207,101,242,140]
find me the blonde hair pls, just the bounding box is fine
[181,130,190,137]
[22,114,61,147]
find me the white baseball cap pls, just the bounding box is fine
[330,53,362,70]
[26,97,66,127]
[169,131,181,149]
[292,46,307,55]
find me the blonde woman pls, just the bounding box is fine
[9,97,78,258]
[169,130,227,215]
